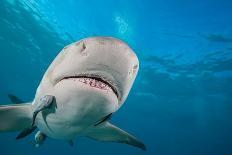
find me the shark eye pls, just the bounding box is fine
[133,64,138,70]
[129,64,138,76]
[132,64,138,73]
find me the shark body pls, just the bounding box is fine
[0,37,145,150]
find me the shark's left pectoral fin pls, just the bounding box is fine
[86,122,146,150]
[16,95,55,140]
[0,103,32,132]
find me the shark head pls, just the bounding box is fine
[37,37,139,107]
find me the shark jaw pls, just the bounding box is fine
[57,73,120,100]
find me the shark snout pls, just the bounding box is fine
[47,37,139,105]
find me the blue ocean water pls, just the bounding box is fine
[0,0,232,154]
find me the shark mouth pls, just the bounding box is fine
[59,74,119,98]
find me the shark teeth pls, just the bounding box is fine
[78,78,111,90]
[59,75,119,98]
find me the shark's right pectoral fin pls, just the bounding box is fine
[86,122,146,150]
[0,103,32,132]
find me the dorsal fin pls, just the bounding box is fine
[8,94,24,104]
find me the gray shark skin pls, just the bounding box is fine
[0,37,146,150]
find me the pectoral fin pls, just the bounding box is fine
[94,113,113,126]
[31,95,55,127]
[16,95,55,140]
[0,103,32,132]
[16,126,37,139]
[86,122,146,150]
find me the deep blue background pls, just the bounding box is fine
[0,0,232,154]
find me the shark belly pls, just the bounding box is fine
[35,78,118,140]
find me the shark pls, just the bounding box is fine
[0,37,146,150]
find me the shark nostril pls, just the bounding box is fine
[80,42,87,56]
